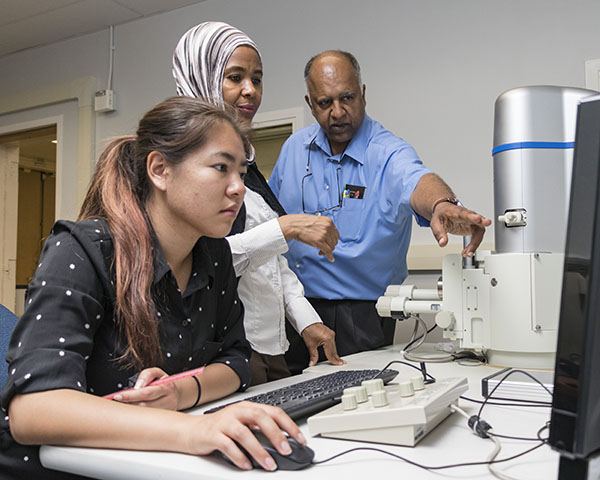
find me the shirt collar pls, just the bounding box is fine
[152,233,214,291]
[307,115,371,165]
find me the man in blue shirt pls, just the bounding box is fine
[269,50,490,373]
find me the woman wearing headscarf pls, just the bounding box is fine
[173,22,344,385]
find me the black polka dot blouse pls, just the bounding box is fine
[0,218,250,479]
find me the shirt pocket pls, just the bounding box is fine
[194,340,224,366]
[333,196,365,242]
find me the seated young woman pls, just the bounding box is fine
[0,96,305,479]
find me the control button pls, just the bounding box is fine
[344,386,368,403]
[341,393,358,410]
[371,389,389,407]
[498,210,527,227]
[398,380,415,397]
[362,379,384,395]
[435,311,455,329]
[411,376,425,391]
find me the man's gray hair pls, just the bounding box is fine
[304,50,362,88]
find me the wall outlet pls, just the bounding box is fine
[94,89,115,112]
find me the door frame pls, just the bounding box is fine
[0,76,96,218]
[252,107,305,132]
[0,143,19,311]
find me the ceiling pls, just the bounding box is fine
[0,0,208,58]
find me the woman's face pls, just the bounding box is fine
[159,121,247,239]
[222,46,263,125]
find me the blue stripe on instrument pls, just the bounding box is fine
[492,141,574,155]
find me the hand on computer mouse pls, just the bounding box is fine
[219,430,314,471]
[199,401,307,471]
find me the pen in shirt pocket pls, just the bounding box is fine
[103,366,205,400]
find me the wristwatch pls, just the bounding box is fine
[431,197,461,216]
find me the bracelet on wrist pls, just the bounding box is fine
[431,196,460,216]
[191,375,202,408]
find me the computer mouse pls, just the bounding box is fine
[219,430,314,471]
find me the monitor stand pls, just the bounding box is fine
[558,451,600,479]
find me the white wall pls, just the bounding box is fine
[1,0,599,248]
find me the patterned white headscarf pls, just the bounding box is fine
[172,21,262,109]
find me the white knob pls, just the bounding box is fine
[371,390,389,407]
[411,376,425,391]
[384,285,415,298]
[344,386,368,403]
[398,380,415,397]
[341,393,358,410]
[435,310,455,329]
[375,296,393,317]
[362,378,385,395]
[498,211,526,226]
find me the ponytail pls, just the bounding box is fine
[79,136,161,370]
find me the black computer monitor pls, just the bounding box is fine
[549,93,600,478]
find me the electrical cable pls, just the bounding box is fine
[401,315,453,363]
[460,369,553,443]
[312,442,546,471]
[475,369,553,424]
[461,395,551,408]
[486,434,524,480]
[402,315,434,350]
[376,359,436,384]
[399,315,486,364]
[450,404,544,480]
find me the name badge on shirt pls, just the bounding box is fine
[343,184,366,199]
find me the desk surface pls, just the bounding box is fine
[40,345,558,479]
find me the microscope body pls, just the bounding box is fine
[378,86,595,368]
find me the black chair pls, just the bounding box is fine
[0,304,18,390]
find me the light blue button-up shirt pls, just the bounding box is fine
[269,115,431,300]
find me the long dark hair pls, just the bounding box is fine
[79,96,250,370]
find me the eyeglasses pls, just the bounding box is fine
[302,137,342,215]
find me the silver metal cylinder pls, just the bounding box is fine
[493,86,595,254]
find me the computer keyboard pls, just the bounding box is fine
[204,369,399,419]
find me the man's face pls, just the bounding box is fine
[305,55,366,155]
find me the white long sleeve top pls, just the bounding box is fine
[226,188,322,355]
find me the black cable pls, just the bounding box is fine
[312,442,547,470]
[452,350,488,363]
[476,369,553,424]
[461,369,553,445]
[376,359,436,384]
[537,421,551,444]
[487,431,545,442]
[461,395,551,408]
